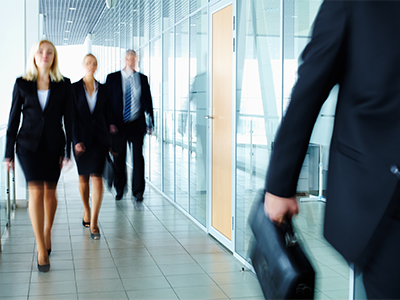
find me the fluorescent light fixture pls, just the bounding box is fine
[67,20,73,24]
[69,7,76,10]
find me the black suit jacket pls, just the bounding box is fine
[265,1,400,266]
[71,79,110,150]
[5,77,73,160]
[105,71,154,135]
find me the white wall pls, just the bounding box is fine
[0,0,40,202]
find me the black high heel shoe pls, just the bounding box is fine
[90,227,101,240]
[37,254,50,272]
[82,219,90,228]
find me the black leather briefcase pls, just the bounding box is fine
[249,192,315,299]
[103,153,116,190]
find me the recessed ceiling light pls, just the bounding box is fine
[69,7,76,10]
[67,20,73,24]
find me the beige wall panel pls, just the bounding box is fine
[211,4,233,240]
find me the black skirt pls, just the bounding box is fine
[16,139,62,183]
[74,141,107,176]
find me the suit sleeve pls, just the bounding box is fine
[265,0,348,197]
[101,85,112,147]
[142,75,154,128]
[71,84,83,146]
[63,78,73,159]
[105,74,116,127]
[5,80,23,160]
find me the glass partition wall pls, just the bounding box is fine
[91,0,351,298]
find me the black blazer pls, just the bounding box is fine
[105,71,154,134]
[265,1,400,266]
[71,79,110,150]
[5,77,73,160]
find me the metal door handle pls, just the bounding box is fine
[204,115,213,119]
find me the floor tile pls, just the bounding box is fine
[76,278,125,294]
[126,288,179,300]
[166,273,217,288]
[28,294,78,300]
[173,285,228,300]
[122,276,171,290]
[0,283,29,297]
[75,267,120,281]
[29,281,77,296]
[30,269,76,283]
[78,291,128,300]
[158,262,205,276]
[219,282,264,299]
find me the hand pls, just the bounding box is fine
[264,192,299,224]
[110,124,118,134]
[147,127,153,135]
[5,158,14,172]
[109,148,118,157]
[74,142,86,155]
[60,157,72,172]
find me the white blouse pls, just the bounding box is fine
[37,89,49,111]
[84,81,98,114]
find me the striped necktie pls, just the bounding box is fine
[123,75,133,122]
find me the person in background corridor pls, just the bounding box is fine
[72,54,110,240]
[4,39,72,272]
[264,1,400,299]
[105,50,154,209]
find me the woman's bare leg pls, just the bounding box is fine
[90,175,103,233]
[28,181,48,265]
[79,175,90,224]
[44,181,58,252]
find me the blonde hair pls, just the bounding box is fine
[23,39,63,82]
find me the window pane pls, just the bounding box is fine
[163,28,175,199]
[235,0,282,259]
[175,19,189,211]
[189,8,207,226]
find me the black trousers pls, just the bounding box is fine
[112,119,145,198]
[361,184,400,299]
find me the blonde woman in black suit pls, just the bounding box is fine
[5,40,73,272]
[72,54,110,240]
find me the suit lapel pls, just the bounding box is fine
[32,81,43,113]
[91,80,101,116]
[79,79,92,117]
[43,81,52,114]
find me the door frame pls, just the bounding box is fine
[207,0,237,252]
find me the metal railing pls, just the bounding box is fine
[0,124,16,250]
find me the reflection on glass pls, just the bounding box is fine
[235,0,281,259]
[162,0,174,31]
[0,134,6,237]
[175,19,190,211]
[188,8,207,226]
[148,38,162,188]
[163,29,175,200]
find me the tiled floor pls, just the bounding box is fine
[0,166,263,300]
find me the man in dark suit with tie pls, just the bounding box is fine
[106,50,154,207]
[264,1,400,298]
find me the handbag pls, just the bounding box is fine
[103,153,115,190]
[248,191,315,299]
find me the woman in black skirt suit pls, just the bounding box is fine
[5,40,73,272]
[72,54,110,240]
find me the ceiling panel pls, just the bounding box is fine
[40,0,106,46]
